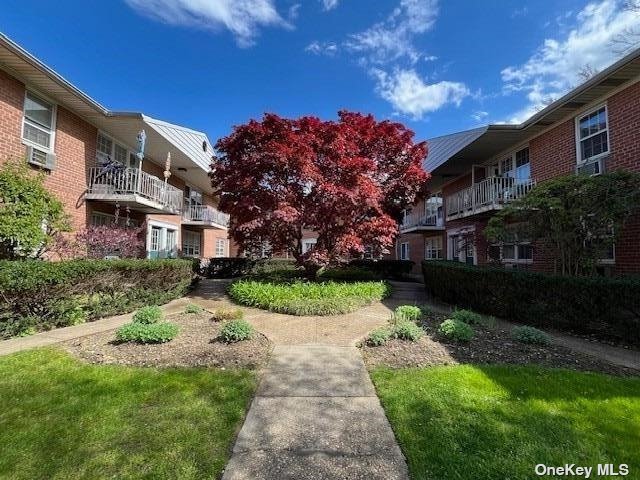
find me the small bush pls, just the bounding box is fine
[438,319,474,342]
[133,306,163,324]
[394,305,422,322]
[184,303,204,314]
[512,326,551,345]
[116,321,179,344]
[392,320,423,341]
[219,319,254,343]
[451,309,484,326]
[211,308,244,322]
[366,327,392,346]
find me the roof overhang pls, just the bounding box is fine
[426,47,640,184]
[0,33,215,193]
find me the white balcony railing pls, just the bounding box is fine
[400,211,444,230]
[446,176,536,219]
[87,167,183,213]
[182,204,230,227]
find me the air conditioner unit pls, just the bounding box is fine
[26,145,56,170]
[577,156,606,176]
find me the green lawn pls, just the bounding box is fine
[371,365,640,480]
[0,348,256,480]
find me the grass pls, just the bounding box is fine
[371,365,640,480]
[0,348,256,480]
[228,279,390,315]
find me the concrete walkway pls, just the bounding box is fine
[222,345,409,479]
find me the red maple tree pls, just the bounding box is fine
[211,111,429,274]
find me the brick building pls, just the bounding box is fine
[392,47,640,276]
[0,34,230,260]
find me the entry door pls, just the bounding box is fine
[149,226,162,259]
[148,226,177,259]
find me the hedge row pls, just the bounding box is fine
[0,259,194,339]
[422,260,640,345]
[202,257,297,278]
[349,259,415,279]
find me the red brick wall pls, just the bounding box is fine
[608,80,640,174]
[529,118,576,182]
[0,69,25,162]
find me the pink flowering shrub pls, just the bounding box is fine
[76,224,145,259]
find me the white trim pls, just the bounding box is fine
[575,103,609,166]
[215,237,228,258]
[21,89,57,154]
[96,129,139,166]
[399,242,410,260]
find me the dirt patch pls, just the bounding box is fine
[361,314,639,376]
[62,311,272,369]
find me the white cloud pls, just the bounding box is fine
[345,0,439,64]
[124,0,289,47]
[471,110,488,122]
[305,41,338,55]
[321,0,339,10]
[372,68,469,119]
[502,0,639,123]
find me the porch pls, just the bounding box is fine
[181,204,229,229]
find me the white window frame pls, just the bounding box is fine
[146,220,178,259]
[424,192,443,225]
[22,90,57,154]
[490,242,533,264]
[575,104,609,166]
[302,238,317,254]
[446,227,476,265]
[215,238,227,257]
[399,242,409,260]
[498,146,530,182]
[182,230,202,257]
[424,236,443,260]
[96,130,138,167]
[90,211,138,228]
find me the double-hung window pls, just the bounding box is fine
[576,105,609,173]
[215,238,227,257]
[425,237,443,260]
[22,91,56,165]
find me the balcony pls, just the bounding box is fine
[86,167,183,214]
[400,211,445,232]
[446,176,536,220]
[182,204,230,229]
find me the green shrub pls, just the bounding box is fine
[392,320,423,341]
[319,267,380,282]
[228,280,390,316]
[512,326,551,345]
[422,260,640,345]
[0,259,193,339]
[116,321,179,344]
[219,319,254,343]
[204,257,298,279]
[394,305,422,322]
[451,309,484,326]
[133,306,163,324]
[366,327,392,346]
[349,259,414,279]
[211,308,244,322]
[438,319,474,342]
[184,303,204,314]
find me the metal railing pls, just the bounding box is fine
[182,204,230,227]
[400,211,444,230]
[446,176,536,219]
[87,167,183,212]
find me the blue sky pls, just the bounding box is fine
[1,0,638,143]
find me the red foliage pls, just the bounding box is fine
[76,224,146,259]
[211,111,429,270]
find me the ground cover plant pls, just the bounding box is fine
[184,303,204,314]
[438,318,474,342]
[115,321,179,344]
[219,319,254,343]
[371,365,640,480]
[512,325,551,345]
[228,280,390,315]
[211,308,244,322]
[0,348,256,479]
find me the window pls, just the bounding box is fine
[424,193,443,225]
[499,147,530,183]
[215,238,227,257]
[182,230,201,257]
[577,106,609,164]
[90,212,138,228]
[302,238,317,253]
[148,224,177,259]
[491,243,533,264]
[400,242,409,260]
[22,92,56,165]
[425,237,443,260]
[96,132,134,166]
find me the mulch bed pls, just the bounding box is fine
[62,311,272,369]
[361,313,639,376]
